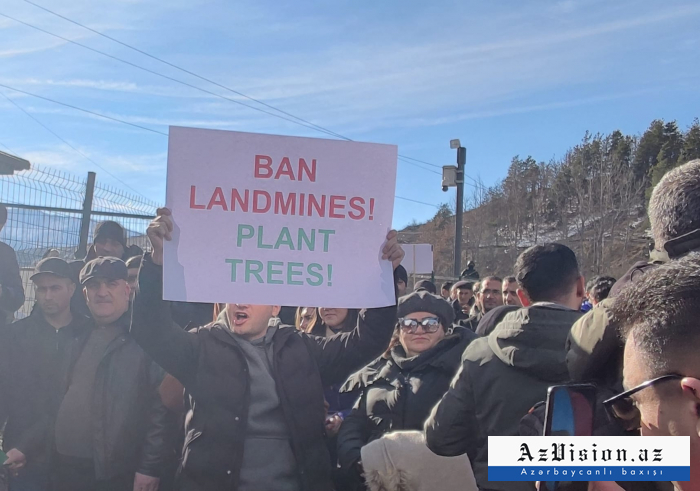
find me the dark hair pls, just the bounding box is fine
[649,159,700,249]
[414,280,437,294]
[586,276,616,304]
[0,204,7,227]
[515,243,580,303]
[479,276,502,288]
[613,253,700,374]
[441,281,454,292]
[316,308,359,336]
[394,264,408,285]
[503,276,517,284]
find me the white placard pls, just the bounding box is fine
[401,244,434,274]
[163,126,398,308]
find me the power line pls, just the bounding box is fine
[1,91,150,198]
[8,5,447,179]
[398,158,441,175]
[22,0,350,141]
[0,82,444,209]
[0,12,344,140]
[395,196,441,208]
[0,82,168,135]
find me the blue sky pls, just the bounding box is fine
[1,0,699,228]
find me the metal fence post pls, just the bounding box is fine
[75,171,96,259]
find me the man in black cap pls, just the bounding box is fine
[450,280,473,322]
[70,220,142,318]
[0,258,90,491]
[52,257,172,491]
[0,204,25,328]
[92,221,130,260]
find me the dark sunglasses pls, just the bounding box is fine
[603,374,683,431]
[398,317,442,334]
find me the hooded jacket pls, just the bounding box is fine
[131,254,397,491]
[425,304,582,491]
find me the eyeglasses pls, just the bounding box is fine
[603,374,683,431]
[399,317,442,334]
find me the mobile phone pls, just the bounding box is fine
[544,384,596,437]
[542,384,597,491]
[0,449,8,465]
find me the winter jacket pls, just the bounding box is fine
[337,327,477,478]
[565,260,660,388]
[130,254,397,491]
[310,318,359,417]
[451,299,470,322]
[0,310,91,461]
[565,298,622,387]
[62,314,172,480]
[425,304,582,491]
[0,241,25,327]
[474,305,519,337]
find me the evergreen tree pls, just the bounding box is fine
[650,121,685,191]
[633,119,665,183]
[682,118,700,162]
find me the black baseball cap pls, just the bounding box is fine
[30,257,74,282]
[80,257,128,285]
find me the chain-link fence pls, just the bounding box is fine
[0,166,159,318]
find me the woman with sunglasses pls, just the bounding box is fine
[337,290,477,490]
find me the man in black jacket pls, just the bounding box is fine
[0,204,25,327]
[0,258,90,491]
[425,244,585,491]
[131,208,403,491]
[52,257,172,491]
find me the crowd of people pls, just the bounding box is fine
[0,158,699,491]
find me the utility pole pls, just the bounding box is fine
[454,146,466,278]
[443,140,466,278]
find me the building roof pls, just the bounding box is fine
[0,151,30,175]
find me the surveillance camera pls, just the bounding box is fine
[442,185,449,192]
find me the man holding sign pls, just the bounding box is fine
[132,127,402,491]
[132,207,403,491]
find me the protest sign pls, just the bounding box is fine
[401,244,434,274]
[163,126,398,308]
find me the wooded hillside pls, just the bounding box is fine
[402,118,700,279]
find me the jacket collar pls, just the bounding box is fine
[210,309,286,349]
[341,330,467,392]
